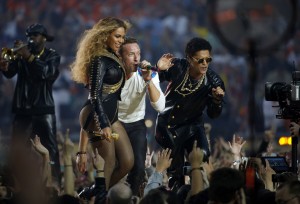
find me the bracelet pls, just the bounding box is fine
[64,164,72,167]
[76,151,86,156]
[155,171,164,176]
[96,169,104,173]
[48,161,55,165]
[190,167,202,174]
[232,160,241,166]
[145,80,151,86]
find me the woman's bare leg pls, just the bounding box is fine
[109,121,134,186]
[91,139,116,189]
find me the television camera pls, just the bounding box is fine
[265,70,300,122]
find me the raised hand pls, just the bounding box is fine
[228,134,246,156]
[145,146,154,168]
[156,148,172,173]
[91,148,104,171]
[188,140,204,168]
[156,53,174,71]
[63,129,74,156]
[30,135,49,156]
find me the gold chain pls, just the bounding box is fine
[175,68,205,97]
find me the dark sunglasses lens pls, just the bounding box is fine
[198,58,212,64]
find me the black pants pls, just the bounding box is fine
[122,119,147,196]
[155,118,210,189]
[11,114,61,185]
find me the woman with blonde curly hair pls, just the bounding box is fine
[70,17,134,191]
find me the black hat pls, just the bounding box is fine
[26,23,54,41]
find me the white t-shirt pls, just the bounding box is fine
[118,71,165,123]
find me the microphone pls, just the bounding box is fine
[138,63,158,72]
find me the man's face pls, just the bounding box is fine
[27,32,46,51]
[189,50,211,76]
[121,43,141,73]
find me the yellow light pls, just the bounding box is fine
[278,136,292,146]
[288,137,292,145]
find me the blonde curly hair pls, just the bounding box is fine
[70,17,131,84]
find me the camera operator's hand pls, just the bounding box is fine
[289,122,300,136]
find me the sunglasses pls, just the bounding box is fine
[191,56,212,64]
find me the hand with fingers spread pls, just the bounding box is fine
[155,148,172,173]
[156,53,174,71]
[228,134,246,157]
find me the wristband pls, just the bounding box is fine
[64,164,72,167]
[76,151,86,156]
[190,167,202,174]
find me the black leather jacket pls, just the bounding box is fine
[88,54,125,129]
[158,58,225,128]
[2,48,60,115]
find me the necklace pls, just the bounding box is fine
[175,68,205,97]
[35,48,44,58]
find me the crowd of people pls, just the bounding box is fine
[1,0,300,204]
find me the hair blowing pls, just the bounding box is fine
[70,17,131,84]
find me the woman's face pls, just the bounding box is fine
[106,27,126,53]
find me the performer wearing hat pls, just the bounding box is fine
[0,23,61,185]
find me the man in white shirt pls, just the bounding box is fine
[119,37,165,196]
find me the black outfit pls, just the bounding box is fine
[155,58,225,187]
[82,52,125,142]
[2,47,61,183]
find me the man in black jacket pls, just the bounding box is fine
[155,37,225,190]
[0,23,61,185]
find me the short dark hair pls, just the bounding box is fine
[185,37,212,58]
[209,167,244,203]
[119,36,139,54]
